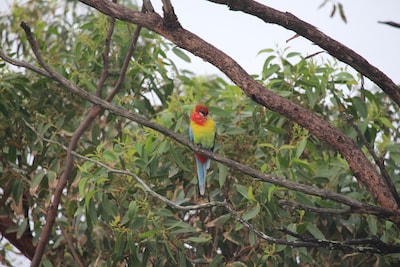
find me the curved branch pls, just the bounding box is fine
[77,0,400,216]
[26,120,400,255]
[208,0,400,107]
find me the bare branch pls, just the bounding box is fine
[58,223,85,267]
[161,0,181,28]
[279,200,356,215]
[378,21,400,29]
[96,15,116,97]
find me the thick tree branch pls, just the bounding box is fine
[207,0,400,107]
[76,0,400,216]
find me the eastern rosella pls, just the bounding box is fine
[189,104,216,195]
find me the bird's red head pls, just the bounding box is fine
[191,105,209,125]
[194,105,208,117]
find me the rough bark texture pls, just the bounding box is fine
[78,0,400,216]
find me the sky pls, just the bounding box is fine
[0,0,399,265]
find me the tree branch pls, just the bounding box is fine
[378,21,400,29]
[207,0,400,107]
[77,0,400,217]
[25,120,400,255]
[279,200,356,215]
[161,0,181,28]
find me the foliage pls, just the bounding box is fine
[1,1,400,267]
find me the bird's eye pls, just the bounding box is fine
[200,110,208,116]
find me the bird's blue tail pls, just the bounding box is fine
[195,157,210,195]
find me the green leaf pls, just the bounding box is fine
[154,208,174,217]
[236,184,249,199]
[257,48,275,55]
[264,124,287,134]
[16,219,28,239]
[31,170,46,188]
[139,229,158,239]
[267,185,276,202]
[367,215,377,235]
[184,235,211,243]
[172,47,191,63]
[306,223,325,240]
[11,179,24,205]
[225,127,246,135]
[242,203,260,221]
[377,117,394,129]
[171,147,190,171]
[295,138,308,158]
[218,163,227,188]
[247,185,256,202]
[262,64,280,80]
[103,149,118,163]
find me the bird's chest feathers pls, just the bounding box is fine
[190,117,215,146]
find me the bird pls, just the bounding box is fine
[189,104,216,195]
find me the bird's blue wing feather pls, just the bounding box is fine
[189,127,194,142]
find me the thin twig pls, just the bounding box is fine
[345,114,400,208]
[23,120,226,211]
[58,223,85,267]
[96,15,115,97]
[279,200,354,215]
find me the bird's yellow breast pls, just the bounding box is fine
[190,117,216,148]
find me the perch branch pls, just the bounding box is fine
[25,120,400,254]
